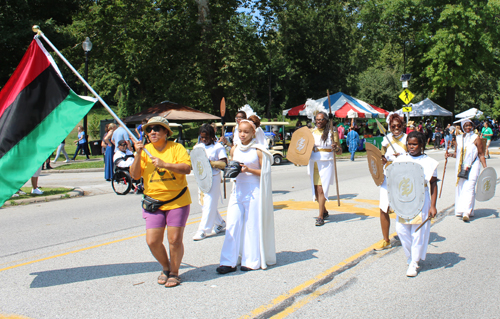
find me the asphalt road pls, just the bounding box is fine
[0,148,499,319]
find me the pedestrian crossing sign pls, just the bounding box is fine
[399,89,414,104]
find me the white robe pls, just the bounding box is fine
[379,133,407,212]
[220,141,275,269]
[393,153,438,264]
[454,133,481,217]
[307,128,335,201]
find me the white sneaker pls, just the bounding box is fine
[64,160,69,163]
[31,188,44,195]
[11,193,19,198]
[17,190,27,195]
[52,160,57,163]
[214,220,226,234]
[193,231,206,241]
[406,261,419,277]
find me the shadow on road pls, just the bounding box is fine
[29,262,172,288]
[328,193,359,200]
[180,249,318,283]
[470,208,499,220]
[420,252,466,272]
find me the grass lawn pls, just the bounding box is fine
[56,160,104,170]
[9,187,74,202]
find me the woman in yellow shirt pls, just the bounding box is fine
[131,117,191,288]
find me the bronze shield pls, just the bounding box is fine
[365,142,385,186]
[287,127,314,166]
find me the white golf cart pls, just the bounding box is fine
[215,121,289,165]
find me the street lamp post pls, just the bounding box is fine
[82,37,92,154]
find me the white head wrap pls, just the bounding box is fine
[239,104,257,118]
[304,99,325,122]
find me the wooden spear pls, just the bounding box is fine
[327,90,341,206]
[439,142,452,198]
[220,97,227,199]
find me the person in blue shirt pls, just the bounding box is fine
[112,124,132,152]
[72,125,90,160]
[346,126,359,161]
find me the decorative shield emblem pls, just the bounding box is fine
[190,147,212,193]
[365,142,384,186]
[387,162,426,220]
[476,167,497,202]
[287,127,314,166]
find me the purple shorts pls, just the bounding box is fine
[142,205,190,229]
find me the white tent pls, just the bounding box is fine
[455,108,483,119]
[395,98,452,117]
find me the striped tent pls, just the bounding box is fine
[283,92,388,118]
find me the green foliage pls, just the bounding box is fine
[2,0,500,122]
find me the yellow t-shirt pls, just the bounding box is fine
[140,141,192,210]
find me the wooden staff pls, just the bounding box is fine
[220,97,227,199]
[327,90,341,206]
[415,215,431,233]
[439,142,451,198]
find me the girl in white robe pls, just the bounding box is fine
[217,120,275,273]
[192,124,228,241]
[393,131,438,277]
[376,113,407,250]
[445,118,487,221]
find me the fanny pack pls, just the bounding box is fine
[141,187,187,212]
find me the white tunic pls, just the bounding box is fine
[393,153,438,264]
[454,133,481,216]
[307,128,335,200]
[379,133,407,212]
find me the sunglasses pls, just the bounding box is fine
[145,125,164,133]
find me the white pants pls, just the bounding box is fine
[220,182,261,269]
[396,214,431,264]
[198,174,224,234]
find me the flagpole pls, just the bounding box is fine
[32,26,153,158]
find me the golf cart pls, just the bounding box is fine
[216,121,289,165]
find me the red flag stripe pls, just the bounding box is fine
[0,39,51,119]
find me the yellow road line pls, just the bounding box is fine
[243,214,444,319]
[0,212,227,273]
[239,233,398,319]
[0,234,145,273]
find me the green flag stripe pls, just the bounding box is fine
[0,90,95,206]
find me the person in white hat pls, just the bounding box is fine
[130,116,191,288]
[445,118,487,221]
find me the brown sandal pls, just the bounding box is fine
[157,270,170,285]
[165,274,181,288]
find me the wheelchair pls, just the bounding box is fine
[112,167,143,195]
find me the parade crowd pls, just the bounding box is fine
[98,102,491,288]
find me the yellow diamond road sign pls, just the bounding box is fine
[399,89,414,104]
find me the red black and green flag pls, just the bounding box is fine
[0,38,97,206]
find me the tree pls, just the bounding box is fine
[0,0,91,88]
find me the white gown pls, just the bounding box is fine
[220,142,275,269]
[379,133,407,212]
[454,132,481,217]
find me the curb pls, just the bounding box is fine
[48,168,104,173]
[2,188,84,208]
